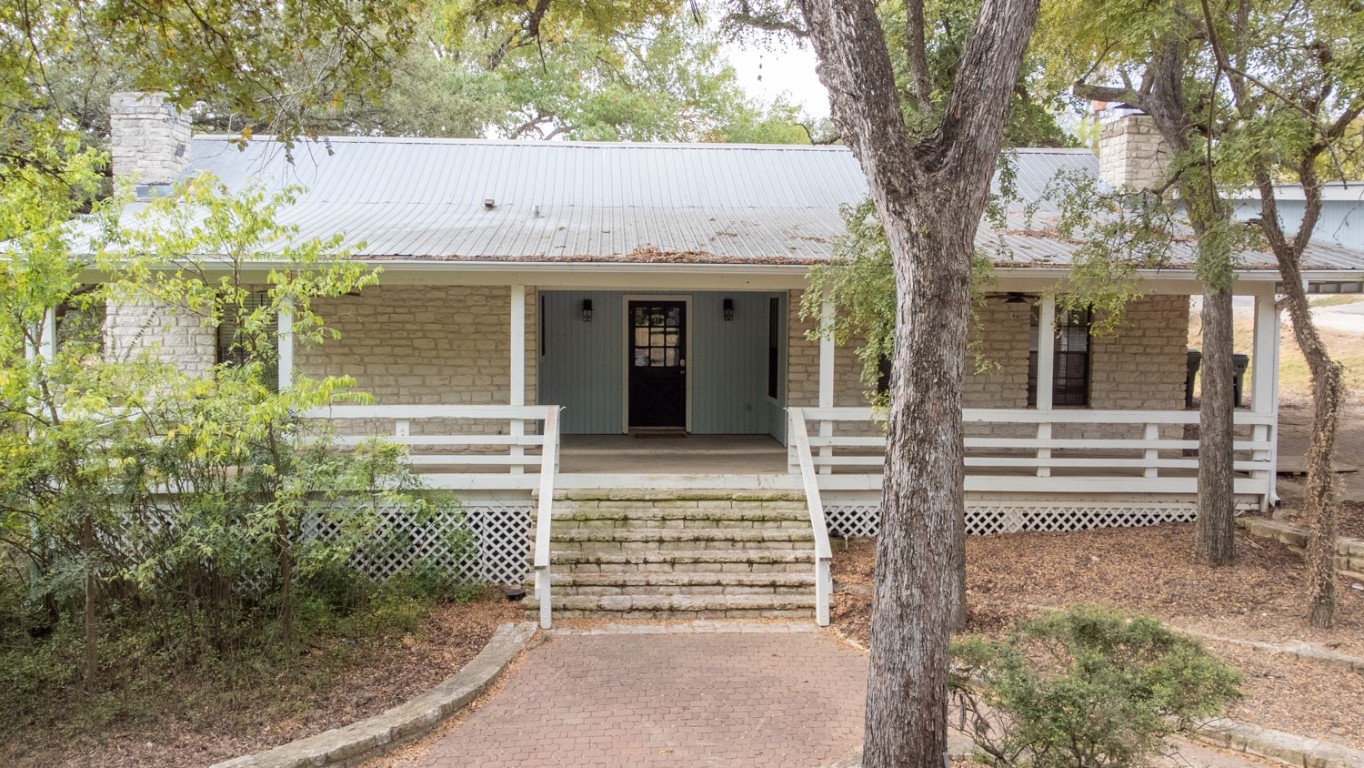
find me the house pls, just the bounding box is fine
[91,93,1364,627]
[1234,182,1364,252]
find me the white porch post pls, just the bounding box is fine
[1251,290,1281,510]
[818,301,835,475]
[510,285,526,474]
[277,296,294,390]
[1034,295,1056,478]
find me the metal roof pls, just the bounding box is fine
[136,135,1364,273]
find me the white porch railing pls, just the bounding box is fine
[307,404,561,490]
[307,404,562,628]
[786,411,833,626]
[787,406,1276,499]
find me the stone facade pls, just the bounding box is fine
[109,91,192,188]
[296,285,537,406]
[1098,112,1172,192]
[964,297,1032,409]
[104,300,217,378]
[786,292,866,408]
[102,284,1187,429]
[1090,293,1189,410]
[785,290,1189,415]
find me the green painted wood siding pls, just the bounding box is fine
[538,291,783,435]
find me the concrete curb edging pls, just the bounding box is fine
[1177,627,1364,675]
[210,621,538,768]
[1195,718,1364,768]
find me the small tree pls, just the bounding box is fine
[951,606,1241,768]
[2,169,462,684]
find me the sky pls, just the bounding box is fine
[721,37,831,120]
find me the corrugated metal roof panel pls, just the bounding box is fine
[145,136,1364,273]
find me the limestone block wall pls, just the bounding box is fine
[104,300,217,378]
[786,291,866,409]
[109,92,192,187]
[1090,294,1189,411]
[785,291,1188,418]
[297,285,538,407]
[964,297,1031,409]
[1098,113,1172,192]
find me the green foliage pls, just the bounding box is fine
[1,164,473,703]
[803,199,997,406]
[875,0,1076,148]
[951,606,1241,768]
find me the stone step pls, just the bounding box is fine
[550,490,807,503]
[551,528,812,546]
[551,572,815,596]
[525,592,817,620]
[556,571,814,588]
[551,549,815,575]
[546,507,811,526]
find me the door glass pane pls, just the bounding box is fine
[665,348,678,367]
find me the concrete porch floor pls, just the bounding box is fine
[558,435,788,474]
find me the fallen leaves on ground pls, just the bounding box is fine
[3,596,524,768]
[832,522,1364,750]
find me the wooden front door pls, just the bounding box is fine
[628,301,687,430]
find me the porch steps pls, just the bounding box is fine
[527,490,818,620]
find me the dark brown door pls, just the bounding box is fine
[628,301,686,429]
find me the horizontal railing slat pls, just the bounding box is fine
[330,435,546,448]
[306,404,552,421]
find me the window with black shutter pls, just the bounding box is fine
[1027,304,1092,407]
[216,289,278,390]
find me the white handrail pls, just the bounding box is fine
[534,407,561,629]
[787,407,833,626]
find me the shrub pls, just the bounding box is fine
[950,606,1241,768]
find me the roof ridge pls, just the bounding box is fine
[189,135,1095,154]
[190,135,856,152]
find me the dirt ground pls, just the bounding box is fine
[1,596,524,768]
[831,524,1364,750]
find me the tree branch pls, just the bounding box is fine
[905,0,932,113]
[928,0,1042,180]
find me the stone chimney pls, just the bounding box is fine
[1097,105,1172,192]
[109,92,191,194]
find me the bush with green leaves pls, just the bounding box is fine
[950,606,1241,768]
[1,165,472,696]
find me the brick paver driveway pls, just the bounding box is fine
[419,623,866,767]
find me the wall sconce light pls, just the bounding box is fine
[581,299,593,322]
[723,298,735,322]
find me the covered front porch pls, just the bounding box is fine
[278,267,1286,629]
[284,265,1282,513]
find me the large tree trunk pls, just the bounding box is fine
[794,2,1040,766]
[1139,43,1239,565]
[866,202,973,767]
[1196,288,1237,564]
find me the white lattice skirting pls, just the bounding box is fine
[303,501,532,586]
[824,501,1203,538]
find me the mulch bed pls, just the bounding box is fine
[1335,502,1364,541]
[832,523,1364,750]
[3,595,524,768]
